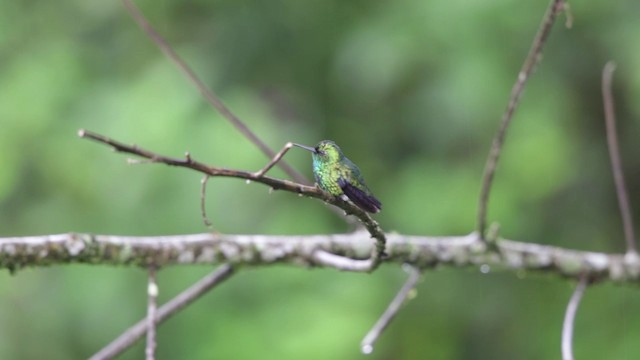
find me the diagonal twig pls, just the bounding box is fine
[361,264,421,354]
[145,266,158,360]
[602,62,637,255]
[477,0,568,239]
[121,0,307,184]
[561,274,589,360]
[253,142,295,178]
[122,0,359,227]
[90,264,234,360]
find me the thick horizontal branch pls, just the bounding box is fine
[1,232,640,284]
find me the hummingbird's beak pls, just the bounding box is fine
[292,143,316,153]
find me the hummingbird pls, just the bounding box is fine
[293,140,382,213]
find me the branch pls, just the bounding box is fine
[561,274,588,360]
[3,232,640,285]
[121,0,307,184]
[90,264,234,360]
[78,129,387,272]
[602,62,637,255]
[361,264,421,354]
[477,0,568,238]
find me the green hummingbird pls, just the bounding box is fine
[293,140,382,213]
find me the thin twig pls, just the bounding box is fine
[253,142,294,178]
[477,0,567,239]
[145,266,158,360]
[200,176,214,230]
[78,129,387,272]
[602,62,637,255]
[120,0,307,184]
[361,264,421,354]
[561,274,588,360]
[90,264,234,360]
[78,129,314,194]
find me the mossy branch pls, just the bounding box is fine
[2,232,640,284]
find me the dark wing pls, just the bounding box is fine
[338,178,382,213]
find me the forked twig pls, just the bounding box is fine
[145,266,158,360]
[361,264,421,354]
[602,62,637,254]
[477,0,568,238]
[561,274,588,360]
[90,264,234,360]
[121,0,307,184]
[253,142,295,178]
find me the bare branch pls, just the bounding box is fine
[78,129,317,196]
[78,129,387,272]
[2,232,640,284]
[477,0,568,238]
[90,264,234,360]
[120,0,307,184]
[145,266,158,360]
[361,264,421,354]
[561,274,589,360]
[602,62,637,254]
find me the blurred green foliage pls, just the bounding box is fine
[1,0,640,359]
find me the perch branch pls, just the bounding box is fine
[121,0,307,184]
[561,274,588,360]
[90,264,234,360]
[602,62,637,255]
[477,0,567,238]
[361,264,421,354]
[78,129,386,272]
[2,232,640,285]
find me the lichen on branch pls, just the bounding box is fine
[1,232,639,284]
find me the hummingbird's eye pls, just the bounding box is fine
[316,147,325,155]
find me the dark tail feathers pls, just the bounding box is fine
[339,180,382,213]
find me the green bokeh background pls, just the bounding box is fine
[2,1,640,359]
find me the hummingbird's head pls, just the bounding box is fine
[314,140,343,163]
[293,140,344,164]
